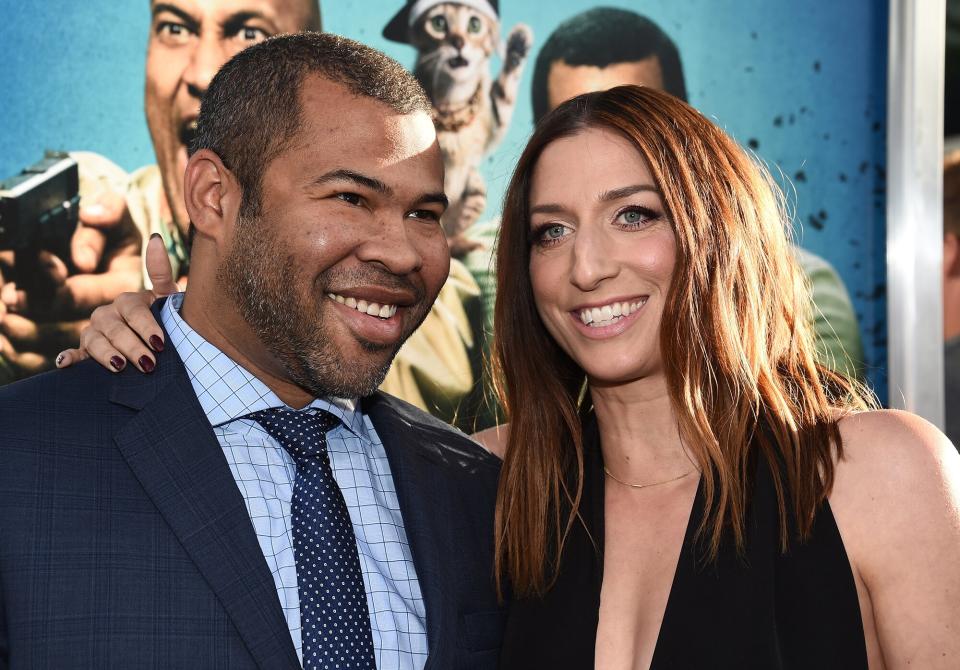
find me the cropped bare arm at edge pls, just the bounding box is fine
[56,234,177,373]
[830,409,960,669]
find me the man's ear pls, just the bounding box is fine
[946,232,960,278]
[183,149,242,247]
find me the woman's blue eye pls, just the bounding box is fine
[617,207,658,227]
[535,224,570,245]
[431,16,448,32]
[468,16,482,33]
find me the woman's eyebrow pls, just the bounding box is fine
[529,203,567,217]
[598,184,659,202]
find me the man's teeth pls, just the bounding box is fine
[328,293,397,319]
[579,299,647,327]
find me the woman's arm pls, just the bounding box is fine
[830,409,960,668]
[56,234,176,372]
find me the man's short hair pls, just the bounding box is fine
[947,151,960,236]
[531,7,687,122]
[191,31,431,217]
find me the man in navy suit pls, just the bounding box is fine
[0,32,503,668]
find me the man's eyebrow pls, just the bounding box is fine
[598,184,660,202]
[222,11,274,35]
[312,169,393,196]
[415,192,449,210]
[152,3,199,30]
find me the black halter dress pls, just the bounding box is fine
[498,417,868,669]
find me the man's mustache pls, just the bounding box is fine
[320,267,425,305]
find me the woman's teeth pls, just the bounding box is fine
[578,298,647,327]
[328,293,397,319]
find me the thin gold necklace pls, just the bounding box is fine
[603,465,696,489]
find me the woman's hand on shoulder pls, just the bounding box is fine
[472,423,509,460]
[831,409,960,668]
[55,234,178,373]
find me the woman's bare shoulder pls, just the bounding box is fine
[829,409,958,575]
[828,413,960,664]
[471,423,509,460]
[834,409,957,480]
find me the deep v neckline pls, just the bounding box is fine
[592,437,705,670]
[498,415,869,670]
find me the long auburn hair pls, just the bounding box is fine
[491,86,874,598]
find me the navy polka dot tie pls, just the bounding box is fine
[247,408,377,669]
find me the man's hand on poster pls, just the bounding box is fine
[56,234,178,373]
[0,189,144,377]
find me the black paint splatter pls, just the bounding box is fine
[747,138,760,150]
[813,60,821,72]
[773,115,783,127]
[794,170,807,182]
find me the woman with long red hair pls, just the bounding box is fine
[480,85,960,668]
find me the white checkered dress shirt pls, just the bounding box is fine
[161,294,428,669]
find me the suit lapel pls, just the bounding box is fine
[110,316,300,670]
[364,394,447,666]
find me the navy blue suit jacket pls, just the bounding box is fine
[0,315,504,668]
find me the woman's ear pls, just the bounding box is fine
[183,148,242,247]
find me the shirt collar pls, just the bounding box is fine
[160,293,368,439]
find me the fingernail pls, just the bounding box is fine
[150,232,162,240]
[138,356,155,373]
[149,334,165,352]
[85,203,106,217]
[110,356,126,371]
[55,353,65,368]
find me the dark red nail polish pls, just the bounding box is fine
[110,356,125,371]
[139,356,155,373]
[149,335,165,352]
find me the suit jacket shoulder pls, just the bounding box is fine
[363,389,501,474]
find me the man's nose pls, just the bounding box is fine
[569,226,619,291]
[449,33,465,50]
[183,34,225,98]
[356,219,426,277]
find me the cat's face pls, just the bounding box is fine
[411,3,496,84]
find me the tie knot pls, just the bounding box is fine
[246,407,340,462]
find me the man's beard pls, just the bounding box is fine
[216,215,429,399]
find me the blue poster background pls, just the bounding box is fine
[0,0,889,401]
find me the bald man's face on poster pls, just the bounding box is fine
[145,0,320,232]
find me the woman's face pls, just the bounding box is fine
[527,126,677,386]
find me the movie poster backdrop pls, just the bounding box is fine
[0,1,889,420]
